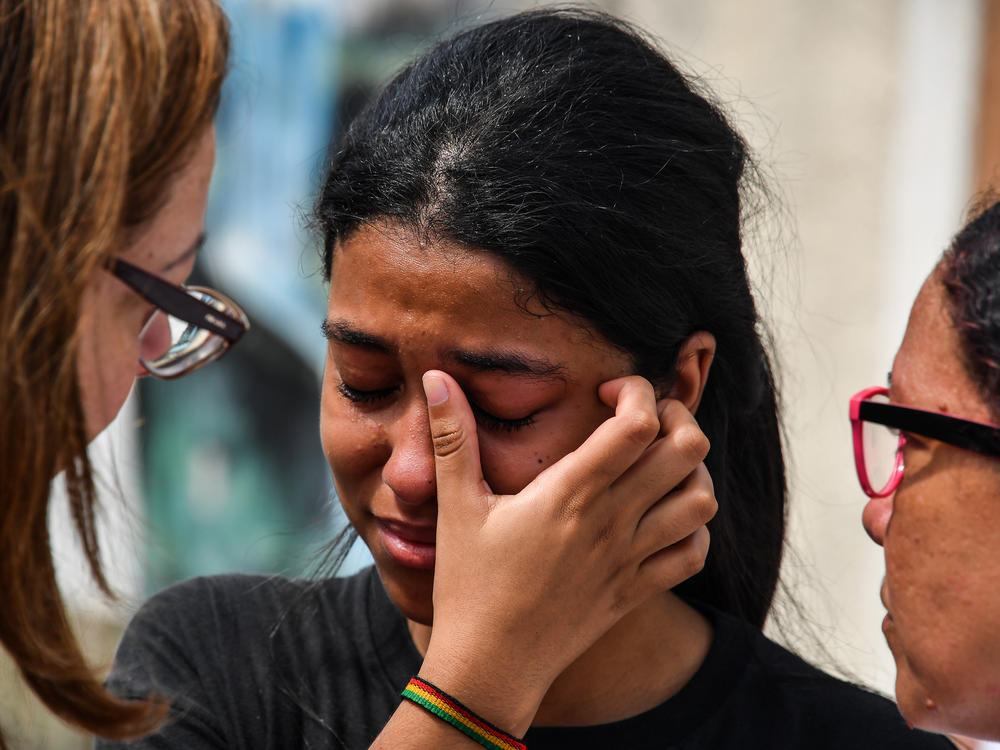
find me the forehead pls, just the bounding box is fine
[326,222,624,370]
[892,272,993,422]
[329,223,528,318]
[119,127,215,271]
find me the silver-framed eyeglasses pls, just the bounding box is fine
[110,258,250,378]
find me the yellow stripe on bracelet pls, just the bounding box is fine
[401,677,527,750]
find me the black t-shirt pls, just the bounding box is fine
[96,567,951,749]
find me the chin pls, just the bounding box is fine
[893,662,1000,739]
[377,562,435,626]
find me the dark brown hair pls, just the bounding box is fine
[941,197,1000,421]
[0,0,228,742]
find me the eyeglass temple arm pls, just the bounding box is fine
[857,399,1000,458]
[112,260,246,341]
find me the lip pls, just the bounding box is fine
[376,518,437,570]
[879,580,894,634]
[882,612,894,635]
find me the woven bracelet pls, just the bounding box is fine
[400,676,527,750]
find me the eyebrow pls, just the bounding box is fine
[322,319,392,352]
[162,232,206,273]
[448,349,566,379]
[321,318,567,380]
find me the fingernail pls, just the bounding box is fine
[422,372,448,406]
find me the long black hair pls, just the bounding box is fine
[313,8,786,628]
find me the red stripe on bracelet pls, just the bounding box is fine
[401,677,527,750]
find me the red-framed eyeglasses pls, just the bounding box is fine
[849,385,1000,498]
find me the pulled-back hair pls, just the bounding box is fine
[0,0,228,742]
[942,198,1000,420]
[315,8,786,628]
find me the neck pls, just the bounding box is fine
[408,592,712,727]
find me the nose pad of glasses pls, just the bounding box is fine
[139,310,173,363]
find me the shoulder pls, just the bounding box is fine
[127,566,377,631]
[120,572,338,646]
[108,568,380,697]
[100,568,410,747]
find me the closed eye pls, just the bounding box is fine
[337,381,399,404]
[338,379,536,431]
[469,402,536,432]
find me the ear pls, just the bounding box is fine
[664,331,716,414]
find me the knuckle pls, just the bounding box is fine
[672,423,710,463]
[691,489,718,525]
[431,425,466,457]
[556,491,588,522]
[623,409,659,446]
[679,542,708,578]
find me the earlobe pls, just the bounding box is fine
[665,331,716,414]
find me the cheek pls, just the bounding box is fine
[77,290,143,439]
[477,432,553,495]
[319,376,386,496]
[478,402,611,495]
[884,467,1000,729]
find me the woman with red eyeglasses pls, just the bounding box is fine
[850,198,1000,741]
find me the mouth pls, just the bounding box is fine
[376,517,437,570]
[880,581,889,610]
[879,580,894,634]
[881,612,894,635]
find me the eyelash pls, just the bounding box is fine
[337,381,399,403]
[337,380,535,432]
[469,403,536,432]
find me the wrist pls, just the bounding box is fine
[418,643,550,737]
[401,677,527,750]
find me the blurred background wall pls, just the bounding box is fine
[4,0,999,746]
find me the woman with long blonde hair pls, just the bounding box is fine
[1,0,237,743]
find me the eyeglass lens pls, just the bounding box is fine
[139,288,238,378]
[861,392,903,495]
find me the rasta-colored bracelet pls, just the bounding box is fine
[400,676,527,750]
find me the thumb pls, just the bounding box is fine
[422,370,490,520]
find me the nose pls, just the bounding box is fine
[382,397,436,506]
[862,492,893,546]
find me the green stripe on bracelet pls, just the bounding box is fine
[401,677,527,750]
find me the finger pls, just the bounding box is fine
[422,370,491,521]
[612,405,711,518]
[656,397,704,442]
[632,463,717,559]
[632,525,711,603]
[534,376,660,507]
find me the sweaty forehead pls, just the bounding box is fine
[332,224,520,307]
